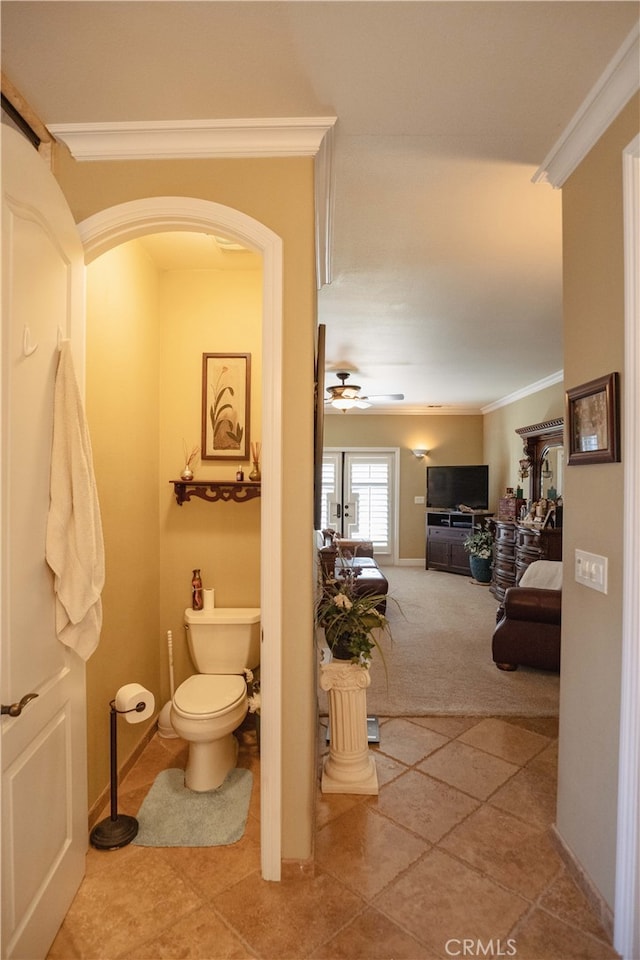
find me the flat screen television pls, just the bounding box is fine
[426,465,489,511]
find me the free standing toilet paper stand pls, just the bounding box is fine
[90,685,153,850]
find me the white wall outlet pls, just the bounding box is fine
[575,549,608,594]
[414,495,425,505]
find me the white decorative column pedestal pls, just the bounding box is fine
[320,660,378,795]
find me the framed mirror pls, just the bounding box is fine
[516,418,564,507]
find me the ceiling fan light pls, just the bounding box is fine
[332,397,358,410]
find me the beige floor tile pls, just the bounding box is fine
[410,716,482,738]
[539,869,614,943]
[527,738,559,779]
[310,906,441,959]
[213,869,366,959]
[119,737,187,794]
[459,717,550,765]
[117,902,258,959]
[316,791,365,830]
[374,848,528,955]
[511,906,620,959]
[440,803,563,899]
[369,749,409,787]
[373,769,479,842]
[49,846,204,959]
[418,739,519,800]
[375,718,450,766]
[157,831,262,900]
[48,719,617,960]
[315,803,429,899]
[488,764,558,829]
[503,716,560,739]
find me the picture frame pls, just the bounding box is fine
[566,372,620,465]
[201,353,251,461]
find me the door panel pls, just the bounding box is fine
[322,450,396,558]
[2,127,87,960]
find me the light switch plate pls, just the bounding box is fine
[414,495,425,504]
[575,549,608,593]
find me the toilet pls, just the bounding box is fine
[170,607,260,791]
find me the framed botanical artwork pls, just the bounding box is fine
[201,353,251,460]
[566,372,620,465]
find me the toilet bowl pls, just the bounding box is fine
[170,607,260,792]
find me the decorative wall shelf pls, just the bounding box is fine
[170,480,261,506]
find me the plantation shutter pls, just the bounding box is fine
[345,453,393,555]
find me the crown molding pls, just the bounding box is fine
[325,404,484,416]
[48,116,337,161]
[51,116,337,289]
[481,370,564,414]
[533,23,639,188]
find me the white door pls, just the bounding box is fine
[321,450,396,559]
[1,127,88,959]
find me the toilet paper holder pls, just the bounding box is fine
[90,683,155,850]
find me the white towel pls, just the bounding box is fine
[45,342,105,660]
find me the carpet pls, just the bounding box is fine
[133,767,253,847]
[319,566,559,717]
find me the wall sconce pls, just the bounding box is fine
[412,449,428,459]
[519,456,531,479]
[541,458,553,480]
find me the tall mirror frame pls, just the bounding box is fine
[516,418,564,506]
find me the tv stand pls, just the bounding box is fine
[426,509,493,575]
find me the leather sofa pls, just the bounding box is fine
[318,541,388,613]
[491,560,562,672]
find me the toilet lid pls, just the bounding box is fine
[173,674,246,718]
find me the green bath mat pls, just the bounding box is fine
[133,767,252,847]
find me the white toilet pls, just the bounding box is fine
[170,607,260,791]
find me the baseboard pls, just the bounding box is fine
[395,558,424,567]
[87,718,158,830]
[549,824,614,942]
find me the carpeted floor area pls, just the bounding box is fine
[320,566,560,717]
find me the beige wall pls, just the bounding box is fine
[56,149,317,861]
[85,242,161,804]
[555,95,639,909]
[158,265,262,690]
[324,413,484,559]
[483,382,565,505]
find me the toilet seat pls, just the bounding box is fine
[173,674,246,720]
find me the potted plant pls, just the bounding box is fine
[244,669,261,750]
[316,564,391,664]
[463,525,494,583]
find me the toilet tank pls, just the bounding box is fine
[184,608,260,674]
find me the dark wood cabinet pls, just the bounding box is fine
[426,510,493,576]
[490,519,562,603]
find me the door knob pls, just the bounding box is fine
[1,693,39,717]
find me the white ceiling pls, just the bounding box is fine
[2,1,638,412]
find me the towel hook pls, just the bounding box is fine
[23,326,39,357]
[57,327,69,351]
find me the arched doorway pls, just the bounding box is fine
[79,197,283,881]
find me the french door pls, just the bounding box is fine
[321,450,397,561]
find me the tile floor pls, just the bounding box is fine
[47,715,619,960]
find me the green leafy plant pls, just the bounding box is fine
[316,563,391,665]
[463,526,494,559]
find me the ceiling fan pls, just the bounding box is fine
[325,371,405,411]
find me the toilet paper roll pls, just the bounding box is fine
[115,683,155,724]
[203,588,215,611]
